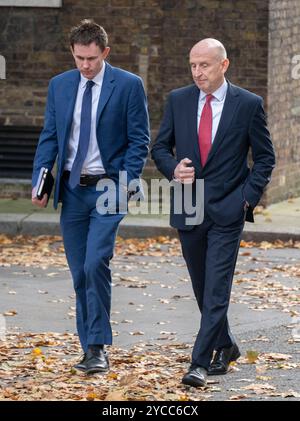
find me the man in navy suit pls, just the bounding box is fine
[151,38,275,387]
[32,20,150,374]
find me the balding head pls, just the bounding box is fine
[189,38,229,94]
[190,38,227,61]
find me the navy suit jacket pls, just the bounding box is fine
[32,62,150,208]
[151,81,276,230]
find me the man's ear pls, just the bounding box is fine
[222,58,230,73]
[102,47,110,60]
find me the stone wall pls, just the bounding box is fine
[267,0,300,202]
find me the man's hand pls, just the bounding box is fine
[174,158,195,184]
[31,188,48,208]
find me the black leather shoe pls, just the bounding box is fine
[208,343,241,376]
[182,365,207,387]
[85,347,109,375]
[73,353,87,372]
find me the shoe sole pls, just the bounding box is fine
[86,367,109,375]
[182,376,207,388]
[207,349,241,376]
[73,366,87,372]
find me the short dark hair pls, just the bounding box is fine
[69,19,108,51]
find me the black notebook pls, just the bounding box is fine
[35,167,54,203]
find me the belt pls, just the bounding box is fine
[63,171,109,186]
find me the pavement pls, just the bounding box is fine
[0,195,299,400]
[1,247,298,345]
[0,196,299,241]
[1,246,299,400]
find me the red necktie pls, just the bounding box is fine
[198,94,213,167]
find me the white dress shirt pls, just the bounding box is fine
[197,79,228,143]
[64,62,106,175]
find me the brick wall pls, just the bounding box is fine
[0,0,269,127]
[1,0,298,204]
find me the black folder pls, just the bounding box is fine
[35,167,54,203]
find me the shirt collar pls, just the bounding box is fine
[199,79,228,102]
[80,61,106,88]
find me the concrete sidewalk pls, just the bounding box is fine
[1,247,299,400]
[0,197,299,241]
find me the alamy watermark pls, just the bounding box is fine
[0,55,6,79]
[94,171,204,226]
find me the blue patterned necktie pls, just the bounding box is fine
[69,80,95,188]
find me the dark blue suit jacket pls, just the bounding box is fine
[151,81,275,230]
[32,62,150,208]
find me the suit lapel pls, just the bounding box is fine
[61,71,80,149]
[204,81,240,167]
[185,85,203,171]
[96,62,115,124]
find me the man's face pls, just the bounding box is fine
[71,42,110,79]
[189,47,229,93]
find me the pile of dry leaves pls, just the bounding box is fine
[0,235,299,401]
[0,234,299,269]
[1,332,299,401]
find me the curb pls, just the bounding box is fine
[0,215,299,242]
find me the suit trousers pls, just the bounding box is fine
[60,178,124,352]
[178,210,246,369]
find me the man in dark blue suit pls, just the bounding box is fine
[151,38,275,387]
[32,20,150,374]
